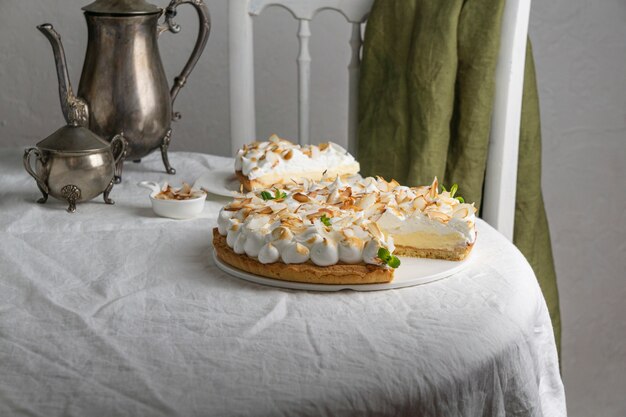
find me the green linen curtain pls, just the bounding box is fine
[358,0,561,352]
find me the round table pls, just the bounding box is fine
[0,150,565,417]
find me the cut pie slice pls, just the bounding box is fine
[234,134,360,192]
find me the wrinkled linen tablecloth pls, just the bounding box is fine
[0,149,565,417]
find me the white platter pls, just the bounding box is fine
[194,169,240,197]
[213,249,472,292]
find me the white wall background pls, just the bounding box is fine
[0,1,625,416]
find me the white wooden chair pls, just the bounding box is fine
[228,0,532,241]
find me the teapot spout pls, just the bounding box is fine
[37,24,89,127]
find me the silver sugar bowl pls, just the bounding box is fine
[23,123,126,213]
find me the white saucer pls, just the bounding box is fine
[193,169,240,197]
[213,249,472,292]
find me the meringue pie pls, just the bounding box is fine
[213,175,477,285]
[234,134,360,192]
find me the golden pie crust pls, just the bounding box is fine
[213,228,393,285]
[235,171,256,193]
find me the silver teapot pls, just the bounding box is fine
[38,0,211,181]
[23,113,127,213]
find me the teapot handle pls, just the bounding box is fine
[23,148,49,202]
[160,0,211,121]
[110,133,128,165]
[109,133,128,184]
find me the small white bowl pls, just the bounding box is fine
[138,181,207,220]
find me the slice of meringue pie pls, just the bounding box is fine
[213,176,476,285]
[234,134,360,192]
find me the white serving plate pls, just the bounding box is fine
[213,249,473,292]
[193,169,240,197]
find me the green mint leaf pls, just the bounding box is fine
[260,191,273,201]
[450,184,458,197]
[320,214,332,227]
[387,256,401,269]
[456,196,465,203]
[441,185,447,192]
[273,188,286,200]
[377,247,400,268]
[377,247,391,262]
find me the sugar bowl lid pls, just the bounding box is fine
[37,125,113,153]
[82,0,162,15]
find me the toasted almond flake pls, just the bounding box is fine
[429,177,439,199]
[453,207,470,218]
[273,207,289,216]
[427,211,450,223]
[371,213,383,223]
[339,187,352,199]
[357,193,376,209]
[318,208,334,216]
[327,189,341,204]
[341,229,354,239]
[293,193,310,203]
[413,186,429,196]
[239,208,252,218]
[319,142,329,151]
[413,195,427,211]
[367,222,384,241]
[340,198,356,210]
[344,204,363,212]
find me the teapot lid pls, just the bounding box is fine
[82,0,161,15]
[37,125,112,153]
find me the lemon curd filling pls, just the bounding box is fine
[389,231,467,250]
[241,165,360,188]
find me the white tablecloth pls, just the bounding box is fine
[0,149,565,417]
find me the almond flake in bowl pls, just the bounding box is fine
[155,183,205,201]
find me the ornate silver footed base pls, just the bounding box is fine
[160,128,176,175]
[61,184,81,213]
[103,178,116,205]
